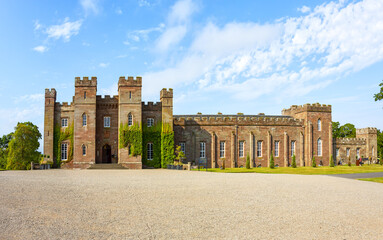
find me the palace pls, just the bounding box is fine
[44,76,378,169]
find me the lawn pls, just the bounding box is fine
[358,177,383,183]
[193,164,383,175]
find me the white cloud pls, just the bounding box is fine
[138,0,152,7]
[34,20,42,31]
[14,93,44,103]
[168,0,198,24]
[143,0,383,102]
[46,18,83,42]
[80,0,100,15]
[116,8,123,15]
[298,6,311,13]
[125,24,165,45]
[33,46,48,53]
[99,63,109,68]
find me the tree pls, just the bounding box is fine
[291,154,297,168]
[373,80,383,101]
[0,133,13,169]
[329,154,334,167]
[332,121,341,138]
[246,154,250,169]
[332,122,356,138]
[312,155,317,168]
[378,129,383,161]
[269,152,274,169]
[6,122,41,170]
[174,145,185,165]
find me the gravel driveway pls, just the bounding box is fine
[1,170,383,239]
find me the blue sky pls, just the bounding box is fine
[1,0,383,143]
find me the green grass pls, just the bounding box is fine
[193,164,383,175]
[357,177,383,183]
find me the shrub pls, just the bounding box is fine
[269,153,274,169]
[221,158,225,170]
[246,154,250,169]
[348,156,351,167]
[291,154,297,168]
[312,155,316,168]
[329,154,334,167]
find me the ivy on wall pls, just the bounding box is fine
[142,123,161,168]
[53,123,73,168]
[161,123,175,168]
[119,122,142,156]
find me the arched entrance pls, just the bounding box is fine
[102,144,112,163]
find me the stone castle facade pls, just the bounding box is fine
[44,76,378,169]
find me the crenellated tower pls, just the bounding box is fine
[160,88,173,130]
[356,127,378,161]
[118,76,142,168]
[44,88,56,162]
[73,77,97,167]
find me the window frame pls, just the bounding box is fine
[61,143,68,160]
[317,138,322,156]
[291,140,296,157]
[82,145,86,156]
[274,141,279,157]
[239,141,244,158]
[147,143,153,160]
[257,141,262,157]
[200,142,206,158]
[346,148,350,157]
[180,142,185,154]
[61,118,68,127]
[318,119,321,131]
[147,118,154,127]
[220,141,225,158]
[128,113,133,126]
[82,113,87,126]
[104,116,111,128]
[336,148,339,157]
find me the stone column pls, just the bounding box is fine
[231,131,236,168]
[284,132,288,167]
[249,132,254,168]
[267,131,271,167]
[300,131,304,166]
[211,132,216,168]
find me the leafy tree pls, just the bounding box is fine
[332,122,356,138]
[269,152,274,169]
[312,154,317,168]
[378,129,383,161]
[332,122,341,138]
[6,122,41,170]
[329,154,334,167]
[0,133,13,150]
[174,145,185,165]
[0,133,13,169]
[291,154,297,168]
[246,154,250,169]
[373,80,383,101]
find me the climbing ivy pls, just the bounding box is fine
[119,122,142,156]
[161,123,174,168]
[53,123,73,168]
[142,123,161,168]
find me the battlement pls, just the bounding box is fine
[55,102,74,111]
[45,88,56,98]
[282,103,331,116]
[75,76,97,87]
[174,115,303,127]
[118,76,142,87]
[160,88,173,99]
[356,127,378,135]
[142,101,162,111]
[335,137,366,145]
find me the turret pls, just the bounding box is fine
[160,88,173,130]
[44,88,57,163]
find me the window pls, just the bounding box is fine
[291,141,296,156]
[357,148,360,158]
[104,116,111,128]
[274,141,279,157]
[318,119,321,131]
[129,91,132,100]
[61,143,68,160]
[317,138,322,156]
[147,143,153,160]
[180,142,185,154]
[82,113,87,126]
[84,91,87,99]
[346,148,350,157]
[336,148,339,157]
[128,113,133,126]
[61,118,68,127]
[257,141,262,157]
[239,141,244,158]
[147,118,154,127]
[82,145,86,156]
[220,141,225,158]
[200,142,205,158]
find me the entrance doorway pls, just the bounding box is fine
[102,144,112,163]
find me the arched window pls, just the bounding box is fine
[82,113,87,126]
[317,138,322,156]
[128,113,133,126]
[82,145,86,156]
[318,119,321,131]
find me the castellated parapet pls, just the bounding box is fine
[335,138,366,145]
[356,127,377,135]
[118,76,142,88]
[75,76,97,87]
[45,88,57,99]
[142,101,162,111]
[282,103,332,116]
[160,88,173,98]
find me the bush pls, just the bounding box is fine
[269,153,274,169]
[221,158,225,170]
[348,156,351,167]
[330,155,334,167]
[246,154,250,169]
[312,155,316,168]
[291,154,297,168]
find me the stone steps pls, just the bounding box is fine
[88,164,127,169]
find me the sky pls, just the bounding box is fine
[1,0,383,147]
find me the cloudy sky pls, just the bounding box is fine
[1,0,383,145]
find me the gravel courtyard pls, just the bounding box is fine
[1,170,383,239]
